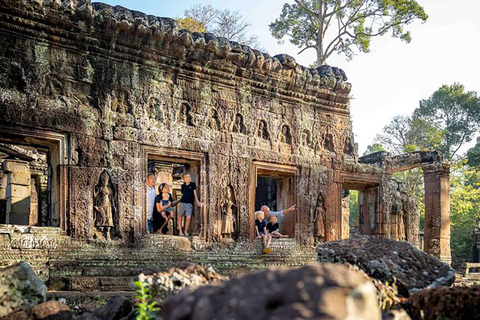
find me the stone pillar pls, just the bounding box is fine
[325,181,341,241]
[422,162,451,264]
[341,190,350,239]
[4,160,31,225]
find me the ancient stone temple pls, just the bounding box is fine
[0,0,451,295]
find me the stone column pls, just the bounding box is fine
[422,162,451,264]
[4,160,31,225]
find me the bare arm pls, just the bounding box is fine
[283,204,297,215]
[171,199,181,207]
[255,226,261,238]
[193,190,203,207]
[156,202,172,212]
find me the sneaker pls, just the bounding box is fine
[262,248,268,254]
[265,248,273,253]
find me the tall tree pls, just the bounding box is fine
[449,160,480,262]
[467,137,480,167]
[269,0,427,66]
[182,4,262,49]
[373,115,442,155]
[414,83,480,160]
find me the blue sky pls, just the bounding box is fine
[99,0,480,154]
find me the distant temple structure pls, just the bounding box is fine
[0,0,451,293]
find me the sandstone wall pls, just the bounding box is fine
[0,0,356,244]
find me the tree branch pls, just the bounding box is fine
[298,45,316,55]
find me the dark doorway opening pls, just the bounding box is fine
[253,165,297,238]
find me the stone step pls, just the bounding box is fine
[0,225,62,235]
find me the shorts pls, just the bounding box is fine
[178,202,193,217]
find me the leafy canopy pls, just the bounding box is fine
[269,0,427,66]
[414,83,480,160]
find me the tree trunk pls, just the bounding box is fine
[316,40,324,67]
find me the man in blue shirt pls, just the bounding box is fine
[260,204,296,227]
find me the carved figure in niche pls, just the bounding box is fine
[111,92,130,114]
[314,194,326,243]
[344,137,354,155]
[221,185,238,241]
[93,171,116,240]
[323,132,335,152]
[177,102,193,126]
[148,97,167,123]
[279,125,292,144]
[206,108,220,130]
[301,129,311,147]
[232,113,246,134]
[257,120,269,140]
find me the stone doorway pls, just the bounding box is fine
[339,189,361,239]
[146,150,204,237]
[250,162,298,239]
[341,178,381,240]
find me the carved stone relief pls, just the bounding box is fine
[93,170,117,240]
[206,108,220,130]
[257,120,269,140]
[221,185,238,241]
[176,102,194,126]
[279,125,292,144]
[314,194,326,243]
[232,113,246,134]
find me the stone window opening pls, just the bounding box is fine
[0,143,51,226]
[0,127,67,230]
[250,162,298,240]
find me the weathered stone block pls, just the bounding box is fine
[8,185,31,199]
[8,172,31,186]
[0,262,46,317]
[162,264,381,320]
[3,160,29,173]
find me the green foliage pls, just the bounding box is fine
[349,190,359,232]
[94,295,107,308]
[269,0,428,66]
[467,137,480,167]
[368,83,480,265]
[450,160,480,262]
[363,143,386,156]
[414,83,480,160]
[134,280,159,320]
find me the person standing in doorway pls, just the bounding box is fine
[146,173,156,233]
[177,173,203,236]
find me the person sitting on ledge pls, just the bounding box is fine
[153,183,180,235]
[267,215,288,238]
[255,211,272,253]
[260,204,296,232]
